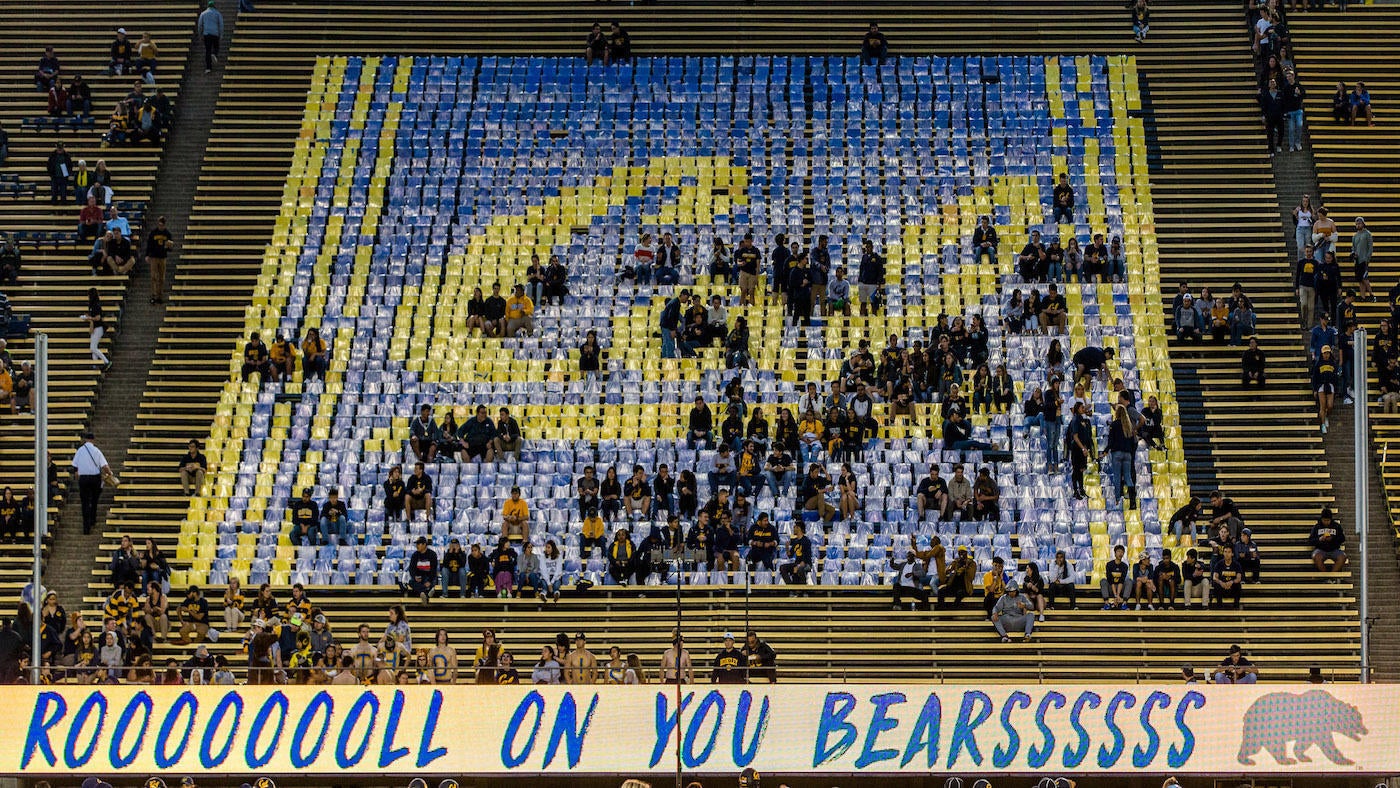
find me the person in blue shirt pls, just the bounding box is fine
[658,290,688,359]
[1350,81,1374,126]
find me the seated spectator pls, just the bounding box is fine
[0,236,21,285]
[745,512,778,572]
[289,487,320,546]
[1130,553,1156,610]
[860,22,888,66]
[972,466,1000,520]
[1210,545,1245,609]
[991,583,1035,642]
[66,75,92,117]
[177,438,207,496]
[1213,645,1258,684]
[607,22,631,65]
[440,538,468,598]
[457,404,494,461]
[239,332,270,382]
[981,555,1007,618]
[409,404,439,462]
[382,465,406,522]
[1174,294,1203,342]
[488,537,519,597]
[35,46,61,91]
[406,462,433,518]
[1039,283,1068,333]
[105,206,130,238]
[176,586,210,644]
[0,123,7,167]
[1331,81,1349,123]
[606,528,636,586]
[585,22,607,66]
[534,540,564,603]
[799,463,837,523]
[504,284,534,336]
[971,216,998,266]
[1309,506,1347,573]
[268,334,296,380]
[87,178,113,209]
[301,327,328,379]
[102,102,131,146]
[494,407,522,459]
[502,486,529,543]
[935,546,976,607]
[108,28,133,76]
[1100,544,1129,610]
[1350,81,1374,126]
[1241,337,1267,387]
[779,522,812,587]
[1235,528,1261,582]
[1380,354,1400,414]
[1227,283,1256,345]
[135,33,159,82]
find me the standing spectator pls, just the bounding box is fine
[742,630,777,683]
[711,633,745,684]
[144,216,175,304]
[71,432,112,535]
[197,1,224,73]
[565,633,598,685]
[1351,217,1373,302]
[46,143,71,204]
[992,583,1035,642]
[1313,345,1340,434]
[1293,195,1315,259]
[1282,70,1306,153]
[1258,77,1286,155]
[1295,244,1318,328]
[0,236,19,285]
[1213,645,1259,684]
[1309,507,1348,573]
[860,22,888,66]
[661,631,693,684]
[856,239,885,316]
[735,234,761,306]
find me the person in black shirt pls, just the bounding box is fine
[576,465,600,517]
[600,466,623,521]
[651,464,676,517]
[1066,401,1094,499]
[742,630,778,684]
[405,537,440,604]
[687,396,714,449]
[623,465,652,519]
[607,22,631,65]
[483,282,507,337]
[466,543,490,598]
[383,465,406,522]
[406,462,433,519]
[1139,395,1166,450]
[1309,506,1348,573]
[711,633,746,683]
[1100,544,1129,610]
[778,522,812,587]
[290,487,320,546]
[915,467,950,519]
[410,404,440,463]
[1072,345,1114,385]
[972,216,998,266]
[860,22,888,65]
[856,239,886,316]
[1243,335,1265,389]
[178,438,207,496]
[1210,545,1244,609]
[746,513,778,571]
[1052,173,1075,224]
[319,488,350,545]
[1168,496,1203,543]
[585,22,607,66]
[240,332,270,382]
[1017,229,1047,281]
[578,329,601,378]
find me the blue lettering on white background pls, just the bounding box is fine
[245,691,288,769]
[854,692,906,769]
[1169,691,1206,768]
[681,692,725,769]
[22,691,67,768]
[1063,691,1101,768]
[812,692,858,767]
[899,693,942,768]
[947,690,992,768]
[110,692,153,769]
[415,690,448,768]
[993,690,1032,769]
[378,691,410,768]
[290,692,333,769]
[1027,691,1066,769]
[731,691,769,768]
[649,691,694,769]
[64,692,107,769]
[153,692,197,768]
[501,691,546,769]
[200,692,243,769]
[1097,691,1135,768]
[1133,691,1172,768]
[542,693,597,769]
[334,692,378,768]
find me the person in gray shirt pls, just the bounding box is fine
[992,583,1036,642]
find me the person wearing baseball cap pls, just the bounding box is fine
[991,581,1035,642]
[711,632,745,684]
[565,632,597,685]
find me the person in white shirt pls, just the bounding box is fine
[70,433,112,534]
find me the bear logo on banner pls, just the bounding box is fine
[1236,690,1367,766]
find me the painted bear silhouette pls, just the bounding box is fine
[1236,690,1367,766]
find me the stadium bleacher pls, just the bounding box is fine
[0,3,189,592]
[77,1,1354,683]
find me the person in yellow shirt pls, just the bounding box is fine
[581,506,605,557]
[502,486,530,543]
[268,334,297,381]
[982,555,1007,619]
[797,410,824,465]
[505,284,535,336]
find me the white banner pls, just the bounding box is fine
[2,684,1388,776]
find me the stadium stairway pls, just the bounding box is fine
[0,2,193,595]
[43,0,244,606]
[76,1,1355,682]
[1288,5,1400,681]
